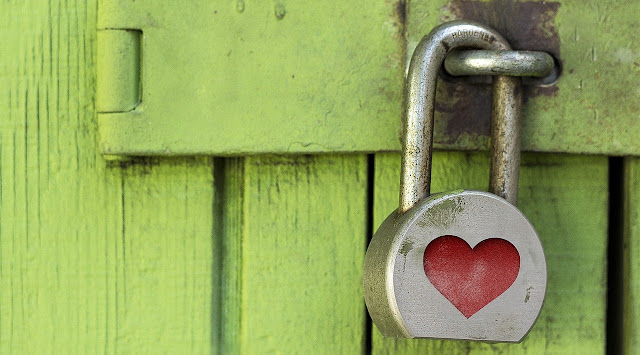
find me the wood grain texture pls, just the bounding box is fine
[371,152,608,353]
[625,158,640,353]
[118,158,215,353]
[219,158,245,354]
[0,0,623,353]
[225,155,369,353]
[0,0,216,352]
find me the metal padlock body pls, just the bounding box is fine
[363,190,546,341]
[363,21,547,342]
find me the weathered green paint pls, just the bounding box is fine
[98,0,640,156]
[219,158,245,354]
[0,0,628,353]
[224,155,369,353]
[371,152,608,353]
[96,30,141,112]
[625,158,640,353]
[0,0,217,352]
[97,0,404,155]
[118,159,216,353]
[409,0,640,155]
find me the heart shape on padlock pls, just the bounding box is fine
[423,235,520,318]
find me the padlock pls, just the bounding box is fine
[363,21,547,342]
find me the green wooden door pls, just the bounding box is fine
[1,0,637,353]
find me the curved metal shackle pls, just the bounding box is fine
[399,21,522,213]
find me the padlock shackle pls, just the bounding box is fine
[399,21,522,213]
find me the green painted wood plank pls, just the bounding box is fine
[371,152,608,353]
[625,158,640,353]
[118,158,215,353]
[0,0,218,352]
[0,0,123,352]
[228,155,368,353]
[219,158,245,354]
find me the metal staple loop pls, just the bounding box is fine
[444,50,555,78]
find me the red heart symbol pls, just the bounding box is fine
[423,235,520,318]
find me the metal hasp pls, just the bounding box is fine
[363,21,547,342]
[96,0,405,157]
[96,0,640,156]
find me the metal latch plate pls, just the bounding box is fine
[97,1,404,156]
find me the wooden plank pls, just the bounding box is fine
[625,158,640,353]
[227,155,368,353]
[97,0,404,155]
[0,0,217,352]
[0,0,123,352]
[371,152,608,353]
[219,158,245,354]
[118,158,215,353]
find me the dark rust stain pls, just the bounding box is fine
[441,40,451,52]
[387,0,407,40]
[435,84,492,144]
[395,0,406,27]
[438,0,561,140]
[444,0,561,55]
[529,85,558,98]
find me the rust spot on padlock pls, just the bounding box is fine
[438,0,561,141]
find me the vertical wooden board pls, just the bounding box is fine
[0,1,218,352]
[219,158,245,354]
[371,152,608,353]
[625,158,640,353]
[118,158,215,353]
[0,0,125,352]
[230,155,368,353]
